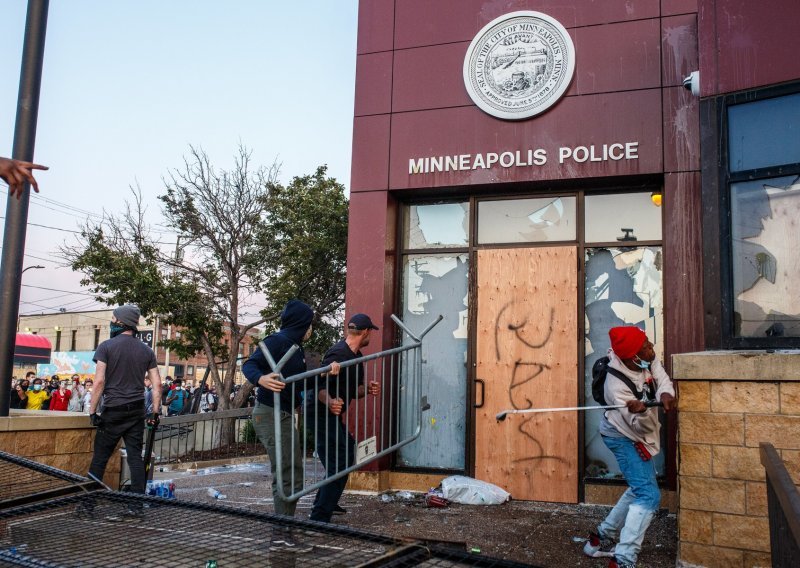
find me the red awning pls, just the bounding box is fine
[14,333,52,364]
[15,333,52,350]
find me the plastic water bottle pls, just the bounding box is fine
[207,488,226,500]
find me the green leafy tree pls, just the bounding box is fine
[250,165,349,354]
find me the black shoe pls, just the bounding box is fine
[332,504,347,515]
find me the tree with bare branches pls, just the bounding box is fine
[64,146,348,416]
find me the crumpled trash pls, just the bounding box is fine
[379,490,419,503]
[440,475,510,505]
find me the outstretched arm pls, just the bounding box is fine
[0,157,48,198]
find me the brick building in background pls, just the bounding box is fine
[18,309,260,384]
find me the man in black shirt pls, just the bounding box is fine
[87,305,162,505]
[308,313,380,523]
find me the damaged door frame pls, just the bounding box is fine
[393,182,670,498]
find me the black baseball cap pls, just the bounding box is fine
[348,313,379,331]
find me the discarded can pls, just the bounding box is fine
[205,561,218,568]
[425,494,449,508]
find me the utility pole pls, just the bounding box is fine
[162,236,182,379]
[0,0,50,417]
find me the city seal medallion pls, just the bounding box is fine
[463,11,575,120]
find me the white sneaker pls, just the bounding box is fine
[583,532,616,558]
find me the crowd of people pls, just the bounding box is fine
[9,371,93,411]
[7,371,223,415]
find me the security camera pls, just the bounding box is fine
[683,71,700,96]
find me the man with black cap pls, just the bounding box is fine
[242,300,314,530]
[308,313,380,523]
[87,304,162,510]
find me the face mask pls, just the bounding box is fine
[633,355,650,370]
[32,384,42,392]
[110,322,126,338]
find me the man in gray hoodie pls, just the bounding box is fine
[583,326,676,568]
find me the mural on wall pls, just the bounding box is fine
[732,175,800,337]
[37,351,96,379]
[584,247,664,479]
[398,254,469,470]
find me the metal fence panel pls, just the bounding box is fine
[0,491,539,568]
[261,315,442,502]
[760,442,800,567]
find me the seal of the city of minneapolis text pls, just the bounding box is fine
[463,11,575,120]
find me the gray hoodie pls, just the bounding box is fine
[599,349,675,456]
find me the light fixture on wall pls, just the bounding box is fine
[651,191,662,207]
[54,326,60,331]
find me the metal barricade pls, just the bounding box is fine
[151,407,257,467]
[260,314,442,502]
[760,442,800,566]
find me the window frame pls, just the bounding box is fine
[709,81,800,349]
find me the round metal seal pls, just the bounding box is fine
[463,11,576,120]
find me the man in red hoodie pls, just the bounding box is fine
[582,326,676,568]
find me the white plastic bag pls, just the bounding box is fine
[440,475,510,505]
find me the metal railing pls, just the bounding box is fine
[150,407,257,467]
[262,314,442,502]
[760,442,800,566]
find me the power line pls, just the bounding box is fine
[21,284,96,296]
[0,216,82,234]
[25,253,60,264]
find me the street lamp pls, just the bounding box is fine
[17,265,44,331]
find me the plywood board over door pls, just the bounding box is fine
[474,247,579,503]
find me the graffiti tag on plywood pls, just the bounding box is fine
[495,303,564,464]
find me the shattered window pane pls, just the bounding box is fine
[585,192,662,243]
[398,254,469,469]
[583,247,664,479]
[404,202,469,249]
[731,175,800,337]
[728,92,800,172]
[477,196,576,243]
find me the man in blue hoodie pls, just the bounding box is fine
[242,300,314,524]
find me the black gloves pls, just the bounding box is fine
[90,413,103,428]
[146,412,160,429]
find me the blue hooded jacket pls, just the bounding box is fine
[242,300,314,409]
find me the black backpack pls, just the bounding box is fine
[591,356,655,406]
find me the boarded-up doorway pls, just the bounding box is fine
[474,247,579,503]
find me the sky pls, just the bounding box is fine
[0,1,358,321]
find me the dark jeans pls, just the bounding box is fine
[89,403,146,493]
[309,403,355,523]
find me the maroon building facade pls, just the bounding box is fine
[346,0,800,504]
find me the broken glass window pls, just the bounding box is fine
[477,196,576,243]
[404,202,469,249]
[584,192,662,243]
[398,254,469,469]
[731,175,800,337]
[583,247,665,479]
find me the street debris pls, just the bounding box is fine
[440,475,511,505]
